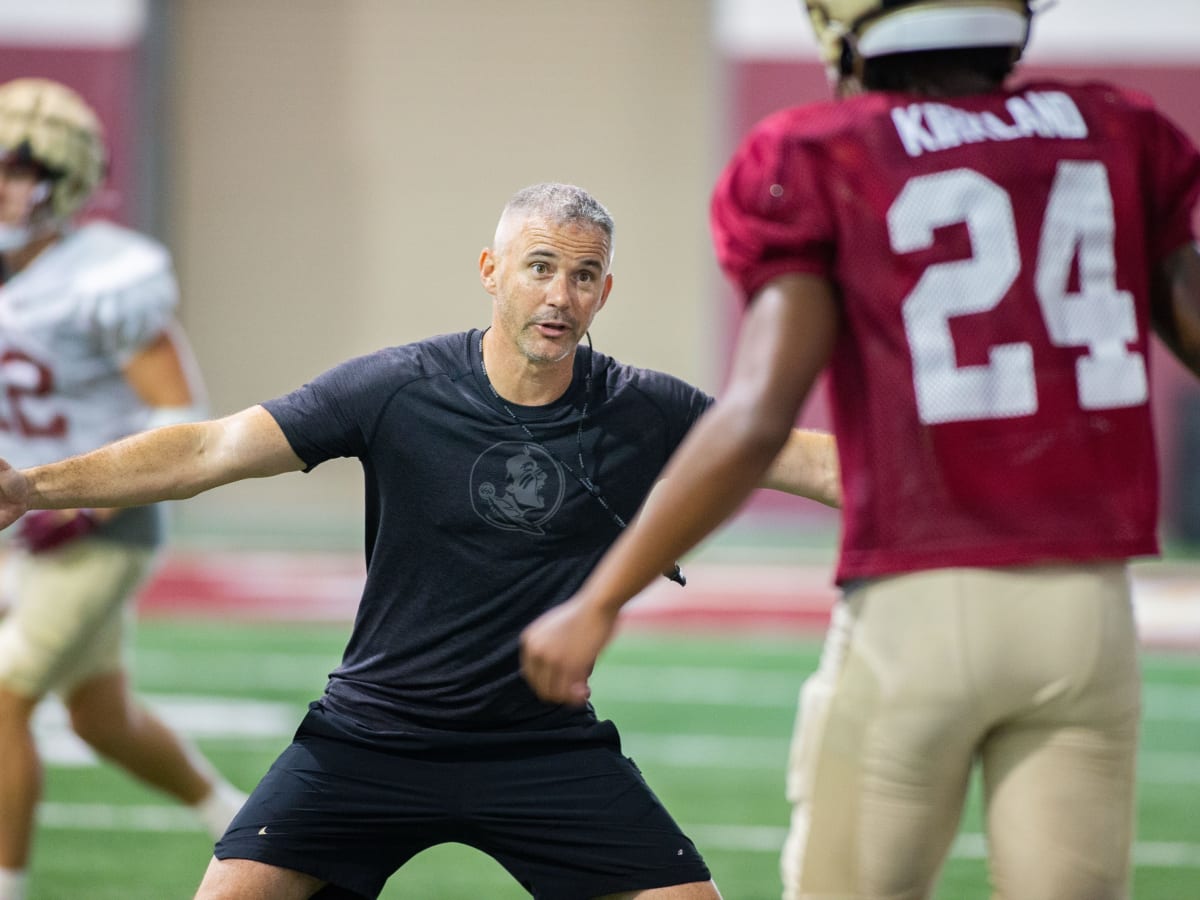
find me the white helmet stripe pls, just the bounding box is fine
[857,7,1029,57]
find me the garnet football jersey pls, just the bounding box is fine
[712,81,1200,582]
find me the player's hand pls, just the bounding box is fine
[0,459,32,531]
[520,597,619,707]
[17,508,99,554]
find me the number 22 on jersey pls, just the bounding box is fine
[890,160,1147,425]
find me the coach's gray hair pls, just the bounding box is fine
[494,182,615,262]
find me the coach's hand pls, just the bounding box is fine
[520,597,618,706]
[0,459,31,530]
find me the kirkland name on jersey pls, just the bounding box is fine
[893,90,1086,157]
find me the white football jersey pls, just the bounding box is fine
[0,221,177,468]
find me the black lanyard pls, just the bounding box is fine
[479,331,685,587]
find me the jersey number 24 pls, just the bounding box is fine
[889,160,1147,425]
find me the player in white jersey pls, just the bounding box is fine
[0,79,245,900]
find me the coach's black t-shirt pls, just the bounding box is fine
[262,329,713,743]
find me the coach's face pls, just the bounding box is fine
[480,214,612,365]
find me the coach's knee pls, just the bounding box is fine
[194,856,327,899]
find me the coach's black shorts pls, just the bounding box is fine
[215,705,711,899]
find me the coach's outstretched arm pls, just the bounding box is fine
[764,428,840,509]
[0,405,305,530]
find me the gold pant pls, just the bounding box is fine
[783,563,1139,900]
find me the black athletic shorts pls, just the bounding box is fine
[215,705,711,899]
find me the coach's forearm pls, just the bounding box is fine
[24,421,228,510]
[762,428,841,508]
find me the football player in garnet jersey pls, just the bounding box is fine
[521,2,1200,898]
[0,79,245,900]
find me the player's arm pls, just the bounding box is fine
[93,321,209,525]
[1150,243,1200,377]
[640,426,839,582]
[122,320,208,423]
[521,272,838,704]
[0,405,304,531]
[577,272,837,594]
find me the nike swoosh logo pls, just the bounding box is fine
[258,826,269,836]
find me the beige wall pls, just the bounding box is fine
[166,1,719,546]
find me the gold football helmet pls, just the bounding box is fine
[0,78,106,221]
[804,1,1032,77]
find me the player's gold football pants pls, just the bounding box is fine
[0,538,155,697]
[782,563,1138,900]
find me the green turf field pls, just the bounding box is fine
[30,621,1200,899]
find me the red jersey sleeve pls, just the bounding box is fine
[710,108,837,303]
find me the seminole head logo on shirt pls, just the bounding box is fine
[471,442,566,535]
